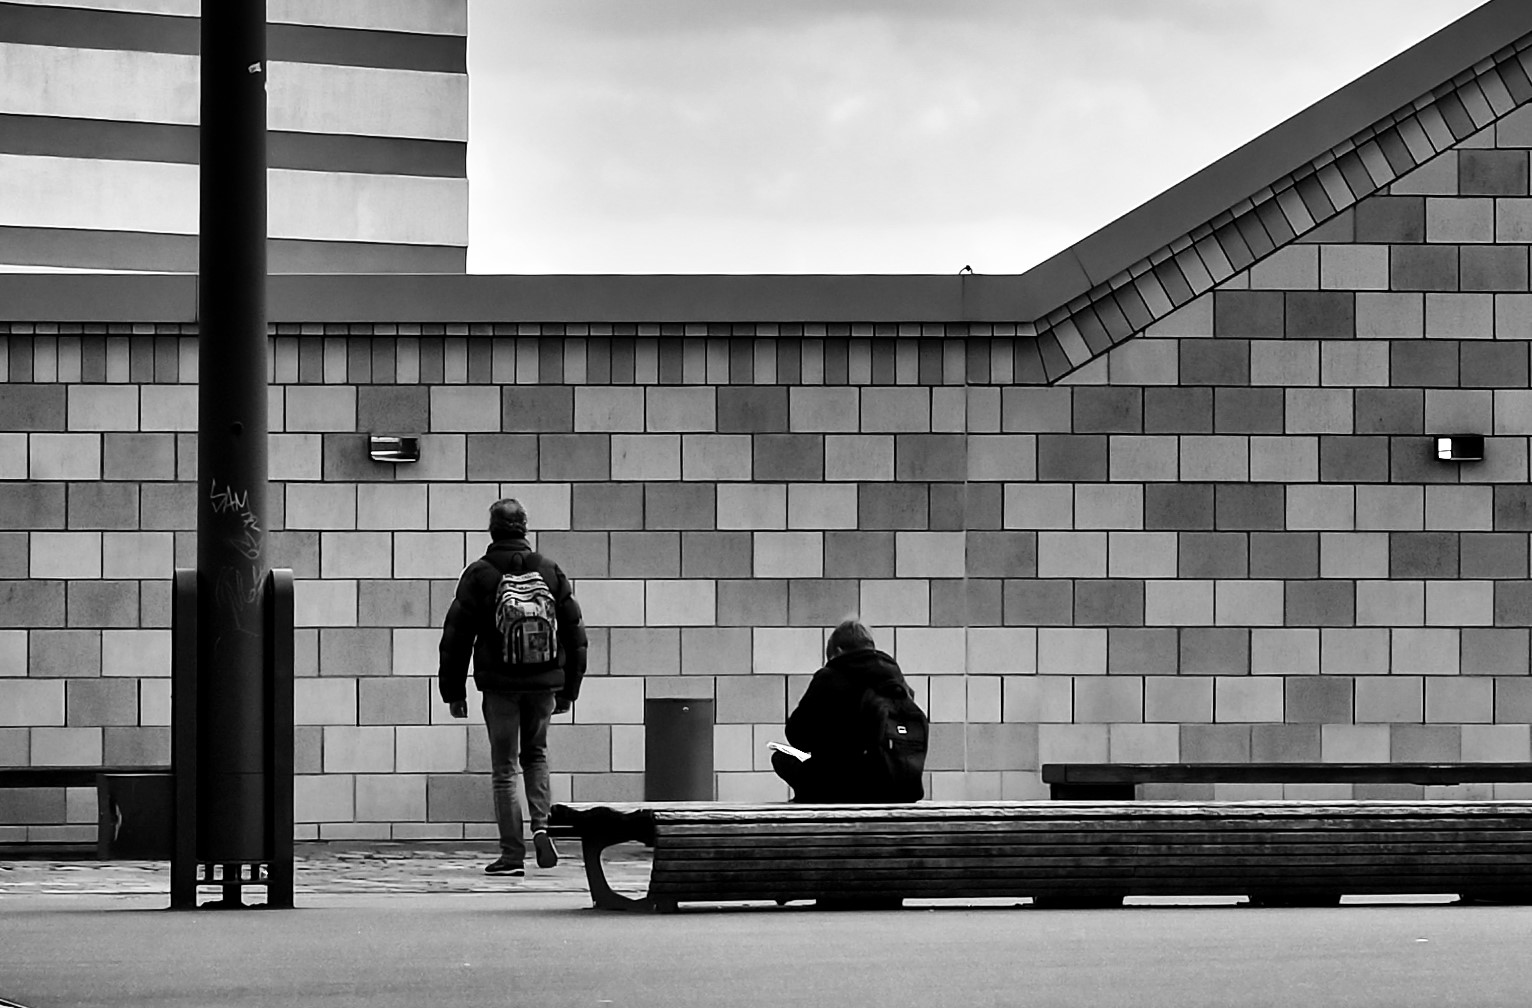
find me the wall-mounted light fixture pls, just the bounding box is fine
[368,435,420,464]
[1436,435,1484,462]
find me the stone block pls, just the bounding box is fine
[1178,532,1248,579]
[1003,579,1072,627]
[294,578,358,628]
[1249,436,1319,482]
[1427,197,1494,242]
[502,386,573,433]
[1390,245,1459,291]
[1179,436,1249,482]
[1355,292,1424,338]
[29,433,100,480]
[641,483,713,532]
[1318,436,1389,482]
[1426,676,1493,723]
[538,434,609,481]
[715,580,786,627]
[1356,485,1423,531]
[286,386,356,432]
[1249,247,1317,290]
[1035,434,1107,481]
[1002,676,1072,723]
[788,387,859,432]
[896,531,966,578]
[1213,388,1283,434]
[571,482,642,530]
[1355,196,1425,242]
[1461,628,1529,675]
[1213,290,1284,336]
[396,725,468,772]
[1037,628,1107,675]
[1285,291,1355,338]
[138,386,195,432]
[859,578,929,627]
[1181,627,1249,676]
[645,387,714,432]
[67,385,138,432]
[1036,531,1106,578]
[751,434,822,481]
[64,679,137,727]
[609,532,680,579]
[1106,339,1178,385]
[1463,246,1529,293]
[967,628,1036,674]
[357,386,429,434]
[1106,532,1177,578]
[785,578,859,627]
[714,675,786,724]
[425,774,493,822]
[861,387,930,432]
[644,579,716,626]
[716,484,786,530]
[716,386,787,433]
[1001,387,1072,432]
[1180,340,1249,386]
[1214,484,1285,531]
[1073,580,1144,627]
[859,482,928,530]
[1356,580,1424,626]
[896,434,967,481]
[823,434,894,482]
[1319,628,1390,676]
[574,387,644,432]
[1179,724,1250,763]
[1285,676,1353,723]
[1144,387,1213,433]
[1250,340,1319,387]
[1144,677,1213,723]
[1250,627,1319,676]
[27,628,100,677]
[1391,626,1460,676]
[1143,483,1213,531]
[1355,677,1423,723]
[682,434,753,481]
[1426,292,1494,340]
[1460,149,1528,195]
[1215,678,1283,723]
[751,627,822,675]
[1287,485,1355,531]
[0,385,65,431]
[1426,580,1494,627]
[285,483,357,531]
[1354,388,1423,435]
[1389,532,1458,578]
[1249,724,1321,762]
[64,580,139,628]
[1215,580,1283,626]
[1285,388,1353,433]
[463,434,539,481]
[1074,677,1143,723]
[1071,388,1142,433]
[1108,435,1178,482]
[1143,579,1213,626]
[674,531,751,579]
[679,626,750,676]
[294,678,358,725]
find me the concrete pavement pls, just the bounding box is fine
[3,843,1531,1008]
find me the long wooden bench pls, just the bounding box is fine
[551,799,1532,912]
[0,765,174,858]
[1042,763,1532,800]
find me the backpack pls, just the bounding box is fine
[492,552,559,667]
[860,680,928,802]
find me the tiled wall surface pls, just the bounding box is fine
[12,97,1532,839]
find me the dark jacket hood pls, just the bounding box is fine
[823,648,904,689]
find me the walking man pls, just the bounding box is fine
[439,498,588,876]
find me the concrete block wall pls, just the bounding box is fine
[10,100,1532,837]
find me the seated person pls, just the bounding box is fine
[771,619,926,803]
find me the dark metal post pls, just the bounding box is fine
[197,2,269,864]
[170,569,198,908]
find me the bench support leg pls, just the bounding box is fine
[578,835,673,913]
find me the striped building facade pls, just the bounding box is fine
[0,0,468,273]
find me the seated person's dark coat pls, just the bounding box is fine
[779,646,911,803]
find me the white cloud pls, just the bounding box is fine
[468,0,1486,274]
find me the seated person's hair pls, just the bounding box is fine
[826,619,876,660]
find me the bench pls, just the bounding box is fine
[1042,763,1532,800]
[550,799,1532,912]
[0,765,174,859]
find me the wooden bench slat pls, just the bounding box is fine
[661,827,1532,849]
[1042,763,1532,785]
[659,841,1532,863]
[653,852,1532,874]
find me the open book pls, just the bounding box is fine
[766,741,811,762]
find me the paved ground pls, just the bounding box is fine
[0,838,654,897]
[3,845,1531,1008]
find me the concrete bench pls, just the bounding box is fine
[550,800,1532,911]
[1042,763,1532,800]
[0,765,174,859]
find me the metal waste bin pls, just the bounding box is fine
[97,772,175,859]
[644,698,715,800]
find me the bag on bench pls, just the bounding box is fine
[860,680,928,802]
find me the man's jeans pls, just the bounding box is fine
[481,690,556,863]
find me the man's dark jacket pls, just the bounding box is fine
[437,538,588,704]
[783,647,910,802]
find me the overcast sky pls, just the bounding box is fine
[465,0,1485,276]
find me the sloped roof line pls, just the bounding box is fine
[1024,20,1532,385]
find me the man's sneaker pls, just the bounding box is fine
[533,830,559,869]
[484,858,524,877]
